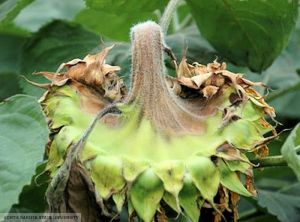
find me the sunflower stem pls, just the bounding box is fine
[266,81,300,102]
[129,21,204,134]
[160,0,182,33]
[251,155,288,167]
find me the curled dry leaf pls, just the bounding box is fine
[37,46,127,119]
[175,58,275,120]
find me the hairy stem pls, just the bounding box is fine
[129,21,204,134]
[160,0,182,33]
[266,81,300,102]
[251,155,288,167]
[252,145,300,168]
[129,22,181,131]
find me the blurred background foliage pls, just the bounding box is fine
[0,0,300,221]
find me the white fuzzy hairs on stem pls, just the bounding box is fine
[160,0,182,33]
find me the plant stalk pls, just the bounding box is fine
[266,81,300,102]
[160,0,182,33]
[251,155,288,167]
[129,21,205,134]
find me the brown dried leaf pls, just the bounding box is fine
[218,70,248,100]
[207,60,226,72]
[190,72,213,88]
[65,161,105,222]
[216,143,255,168]
[253,144,269,159]
[166,76,182,95]
[83,45,114,66]
[230,192,240,222]
[204,74,225,87]
[245,175,257,196]
[218,187,231,213]
[175,59,269,105]
[46,160,109,222]
[70,81,108,114]
[177,57,193,78]
[156,208,168,222]
[22,76,51,89]
[178,76,198,89]
[175,59,272,117]
[202,85,219,98]
[246,88,276,119]
[56,58,86,73]
[35,72,69,86]
[214,213,222,222]
[239,77,266,88]
[192,62,209,75]
[38,46,126,104]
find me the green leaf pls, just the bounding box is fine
[0,72,22,101]
[266,18,300,118]
[186,156,220,202]
[76,0,168,41]
[112,192,125,213]
[0,33,26,100]
[130,169,164,222]
[0,33,26,73]
[153,160,185,198]
[0,0,33,24]
[0,1,32,35]
[165,25,218,65]
[240,214,280,222]
[10,162,49,213]
[14,0,85,32]
[90,156,125,199]
[222,119,263,150]
[162,192,180,213]
[281,123,300,181]
[219,160,252,197]
[257,188,300,222]
[186,0,298,72]
[0,95,49,213]
[19,21,100,96]
[84,0,167,13]
[122,157,148,182]
[75,9,156,41]
[0,22,30,36]
[179,174,201,222]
